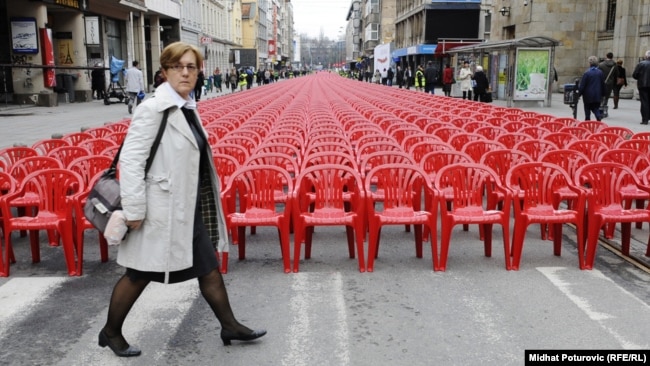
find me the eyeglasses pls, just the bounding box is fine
[168,64,198,73]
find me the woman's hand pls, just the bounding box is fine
[126,220,143,230]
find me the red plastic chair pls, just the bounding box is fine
[302,151,358,172]
[512,139,559,161]
[461,140,507,163]
[79,138,117,156]
[0,147,38,170]
[538,121,566,133]
[575,163,650,269]
[474,125,508,141]
[599,149,650,234]
[587,132,624,149]
[212,143,250,165]
[448,132,486,151]
[434,163,512,271]
[47,146,90,167]
[519,126,551,139]
[365,164,437,272]
[567,139,609,162]
[31,138,70,156]
[0,172,17,241]
[631,131,650,141]
[577,120,607,134]
[540,149,591,211]
[617,139,650,157]
[84,126,113,138]
[431,126,464,143]
[542,132,577,149]
[600,126,634,141]
[559,126,592,140]
[502,120,531,133]
[62,132,93,146]
[100,145,120,158]
[292,164,366,272]
[105,131,127,145]
[304,141,355,158]
[221,165,293,273]
[0,169,84,276]
[481,149,533,211]
[507,162,586,269]
[497,132,530,149]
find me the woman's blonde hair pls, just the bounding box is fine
[159,42,203,69]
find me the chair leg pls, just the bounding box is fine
[621,222,631,256]
[237,226,246,260]
[553,223,563,256]
[29,230,40,263]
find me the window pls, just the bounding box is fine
[605,0,616,31]
[365,0,379,15]
[365,23,379,41]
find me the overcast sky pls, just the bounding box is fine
[291,0,350,40]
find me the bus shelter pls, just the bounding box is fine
[447,36,560,107]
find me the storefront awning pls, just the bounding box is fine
[446,36,561,53]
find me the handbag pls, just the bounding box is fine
[84,108,170,234]
[616,77,625,86]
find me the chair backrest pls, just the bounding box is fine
[575,162,641,207]
[480,149,533,184]
[587,132,624,148]
[359,151,416,179]
[212,143,250,165]
[62,132,94,145]
[0,147,38,169]
[502,120,531,133]
[212,153,241,190]
[302,151,358,172]
[247,151,300,175]
[84,126,113,138]
[538,121,566,133]
[420,150,473,179]
[304,141,355,158]
[224,165,293,212]
[8,156,63,184]
[364,163,431,210]
[295,164,364,210]
[47,146,90,167]
[598,148,650,174]
[430,126,464,142]
[434,163,502,209]
[577,120,607,134]
[66,155,113,187]
[540,149,591,177]
[519,126,552,139]
[506,162,575,208]
[105,131,127,145]
[566,139,609,162]
[559,126,592,140]
[496,132,530,149]
[460,140,507,163]
[16,168,84,212]
[31,139,70,156]
[79,138,117,155]
[448,132,486,151]
[474,125,508,141]
[600,126,634,140]
[513,139,559,161]
[542,132,577,149]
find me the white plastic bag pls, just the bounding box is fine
[105,210,128,246]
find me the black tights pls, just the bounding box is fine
[103,269,250,349]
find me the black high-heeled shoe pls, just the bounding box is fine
[98,329,142,357]
[220,329,267,346]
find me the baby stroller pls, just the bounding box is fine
[103,56,128,105]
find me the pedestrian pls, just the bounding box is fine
[404,66,413,90]
[153,66,165,89]
[458,61,473,100]
[194,69,205,101]
[415,65,425,92]
[213,67,222,93]
[387,66,394,87]
[381,68,388,85]
[264,69,271,84]
[598,52,618,117]
[396,66,404,89]
[229,68,238,93]
[238,69,247,91]
[125,60,144,114]
[472,66,490,102]
[612,59,627,109]
[442,63,454,97]
[99,41,266,358]
[373,69,381,84]
[578,55,606,121]
[424,61,437,94]
[633,50,650,125]
[91,63,106,100]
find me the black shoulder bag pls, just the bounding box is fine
[84,109,170,233]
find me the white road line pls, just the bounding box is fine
[0,277,69,340]
[283,272,350,366]
[538,267,650,349]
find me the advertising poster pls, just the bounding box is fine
[373,43,391,74]
[11,17,38,54]
[514,48,550,101]
[40,28,56,87]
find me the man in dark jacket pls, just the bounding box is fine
[423,61,437,94]
[579,56,606,121]
[472,66,490,102]
[633,50,650,125]
[597,52,618,117]
[396,66,404,89]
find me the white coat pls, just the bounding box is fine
[458,67,473,92]
[117,83,228,279]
